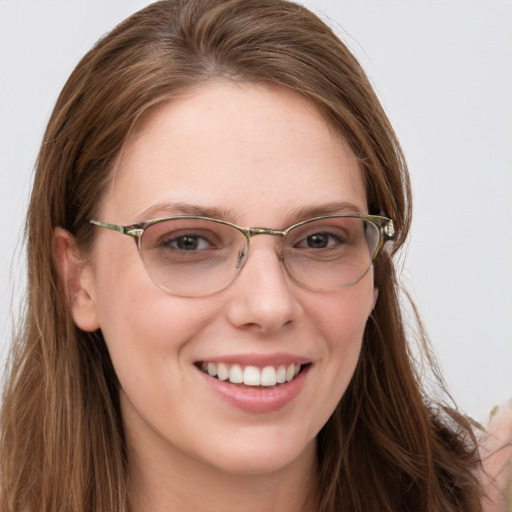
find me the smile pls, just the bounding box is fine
[198,361,303,387]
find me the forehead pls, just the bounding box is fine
[102,82,367,225]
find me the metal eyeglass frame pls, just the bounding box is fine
[89,214,395,294]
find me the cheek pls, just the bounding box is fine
[95,286,216,364]
[304,276,375,408]
[309,274,375,350]
[88,244,216,378]
[93,284,223,432]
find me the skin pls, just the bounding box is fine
[56,82,378,512]
[481,403,512,512]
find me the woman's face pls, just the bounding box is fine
[73,82,377,477]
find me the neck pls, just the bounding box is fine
[127,430,320,512]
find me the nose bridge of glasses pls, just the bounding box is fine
[235,227,287,270]
[245,227,286,240]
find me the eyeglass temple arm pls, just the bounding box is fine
[89,219,142,238]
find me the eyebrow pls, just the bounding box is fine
[136,202,230,221]
[135,200,365,224]
[293,201,365,221]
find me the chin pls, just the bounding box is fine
[198,428,317,477]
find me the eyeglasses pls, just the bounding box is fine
[90,214,394,297]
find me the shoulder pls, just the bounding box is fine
[480,398,512,512]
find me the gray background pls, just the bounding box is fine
[1,0,511,421]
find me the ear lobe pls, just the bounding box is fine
[53,227,100,332]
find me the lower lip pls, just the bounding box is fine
[198,365,310,413]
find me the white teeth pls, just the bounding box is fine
[229,364,243,384]
[261,366,277,386]
[276,365,286,383]
[207,362,217,377]
[200,361,304,386]
[217,363,229,381]
[243,366,261,386]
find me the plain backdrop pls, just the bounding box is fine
[1,0,511,422]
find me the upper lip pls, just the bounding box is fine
[194,352,312,367]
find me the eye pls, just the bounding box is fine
[296,231,344,249]
[163,234,212,251]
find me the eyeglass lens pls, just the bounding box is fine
[139,217,381,296]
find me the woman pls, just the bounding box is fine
[0,0,483,511]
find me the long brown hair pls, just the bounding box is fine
[0,1,482,510]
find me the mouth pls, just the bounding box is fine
[195,361,308,387]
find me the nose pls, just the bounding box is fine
[224,241,302,334]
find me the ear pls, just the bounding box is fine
[53,227,100,332]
